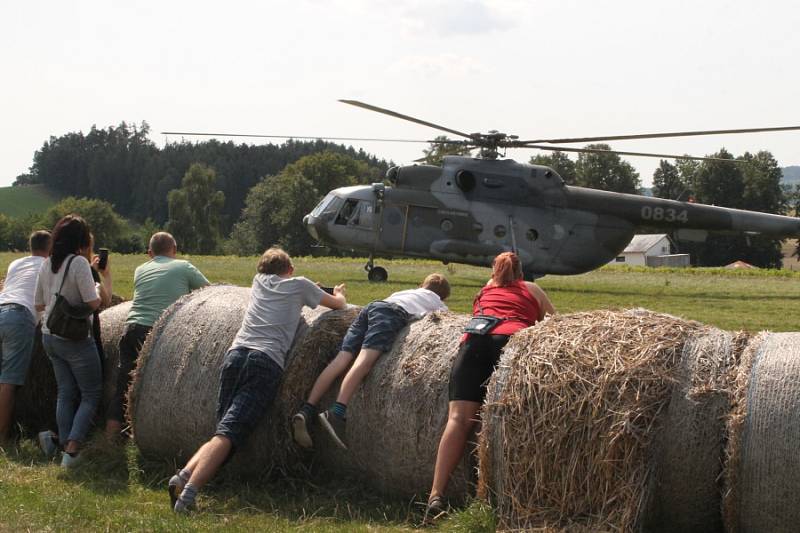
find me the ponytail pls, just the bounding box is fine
[491,252,523,287]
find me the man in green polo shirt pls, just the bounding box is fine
[105,232,209,439]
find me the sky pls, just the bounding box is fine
[1,0,799,188]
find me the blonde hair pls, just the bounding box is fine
[421,273,450,300]
[257,246,293,275]
[491,252,523,287]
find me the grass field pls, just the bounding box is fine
[0,184,61,218]
[1,253,799,531]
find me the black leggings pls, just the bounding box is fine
[448,334,510,403]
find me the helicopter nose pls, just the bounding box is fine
[304,214,319,241]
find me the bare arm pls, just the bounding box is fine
[320,283,347,310]
[92,256,113,308]
[525,281,555,321]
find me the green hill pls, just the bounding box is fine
[782,166,800,187]
[0,185,62,218]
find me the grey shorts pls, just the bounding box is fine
[340,301,410,355]
[0,304,36,386]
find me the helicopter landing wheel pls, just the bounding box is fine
[368,266,388,283]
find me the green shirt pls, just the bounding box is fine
[126,256,209,327]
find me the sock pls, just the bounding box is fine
[178,469,191,483]
[332,402,347,419]
[179,483,198,506]
[300,402,317,420]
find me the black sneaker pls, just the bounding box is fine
[292,412,314,449]
[318,409,347,450]
[423,496,447,525]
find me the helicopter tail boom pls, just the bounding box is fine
[564,186,800,237]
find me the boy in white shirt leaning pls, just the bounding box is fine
[292,273,449,450]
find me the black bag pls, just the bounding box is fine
[463,288,505,335]
[46,255,94,341]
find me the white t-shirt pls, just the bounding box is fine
[0,255,46,320]
[35,255,100,336]
[384,288,448,318]
[230,274,326,369]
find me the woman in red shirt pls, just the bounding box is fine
[425,252,555,520]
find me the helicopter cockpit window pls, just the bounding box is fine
[311,193,341,218]
[335,199,373,227]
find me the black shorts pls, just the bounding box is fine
[448,334,510,403]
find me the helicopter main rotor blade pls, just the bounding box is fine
[519,125,800,144]
[339,100,474,140]
[160,131,439,144]
[520,144,741,163]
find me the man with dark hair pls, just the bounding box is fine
[0,230,51,444]
[169,247,346,512]
[104,232,209,439]
[292,273,450,450]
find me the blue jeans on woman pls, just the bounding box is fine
[42,334,102,446]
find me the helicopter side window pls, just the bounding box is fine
[334,199,373,227]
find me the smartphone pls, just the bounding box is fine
[98,248,109,270]
[320,286,335,295]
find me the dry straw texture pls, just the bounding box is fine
[309,311,475,501]
[723,332,800,533]
[129,284,354,476]
[98,301,133,417]
[477,309,706,532]
[639,329,748,533]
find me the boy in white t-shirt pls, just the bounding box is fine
[292,273,449,450]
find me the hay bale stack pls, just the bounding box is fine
[130,284,352,475]
[477,309,708,532]
[308,311,475,501]
[13,299,130,436]
[723,332,800,533]
[639,329,748,533]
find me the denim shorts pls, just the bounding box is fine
[0,304,37,386]
[340,301,410,355]
[215,347,283,450]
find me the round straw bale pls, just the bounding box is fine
[98,300,133,418]
[639,329,748,533]
[129,284,348,475]
[12,324,55,435]
[308,311,475,501]
[477,309,705,532]
[723,332,800,533]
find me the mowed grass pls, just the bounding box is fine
[1,253,799,531]
[0,184,62,218]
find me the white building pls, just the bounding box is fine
[609,234,686,267]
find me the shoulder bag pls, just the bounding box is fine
[46,255,94,340]
[463,289,504,335]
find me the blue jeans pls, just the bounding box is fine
[42,333,102,446]
[0,304,36,386]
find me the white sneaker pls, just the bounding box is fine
[60,451,80,468]
[38,431,58,458]
[292,412,313,449]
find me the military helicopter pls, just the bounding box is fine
[166,101,800,282]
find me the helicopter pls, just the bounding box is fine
[165,101,800,282]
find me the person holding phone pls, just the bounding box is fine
[104,232,209,440]
[34,215,112,466]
